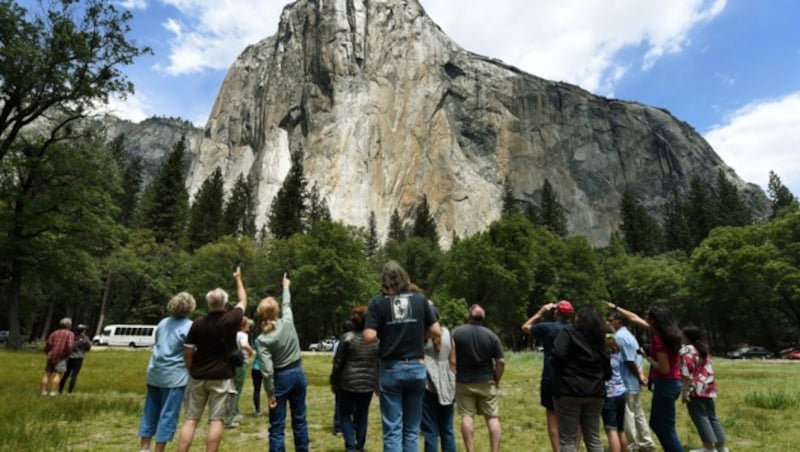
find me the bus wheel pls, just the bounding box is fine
[129,342,137,348]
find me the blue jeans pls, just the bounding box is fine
[421,389,457,452]
[138,385,185,443]
[339,390,374,451]
[378,359,427,452]
[650,378,684,452]
[269,364,309,452]
[687,397,725,444]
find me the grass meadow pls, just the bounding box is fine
[1,348,798,451]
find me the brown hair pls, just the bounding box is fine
[350,306,368,332]
[381,260,411,295]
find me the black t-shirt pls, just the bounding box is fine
[451,323,504,383]
[185,308,243,380]
[365,291,437,361]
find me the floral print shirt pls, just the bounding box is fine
[679,344,718,398]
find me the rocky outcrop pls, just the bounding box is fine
[144,0,769,247]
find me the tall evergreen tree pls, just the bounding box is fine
[686,175,714,248]
[138,135,190,245]
[619,191,663,256]
[306,182,331,228]
[107,134,142,227]
[662,187,691,253]
[767,170,798,219]
[388,209,406,242]
[539,179,567,236]
[223,173,257,238]
[366,211,379,257]
[412,195,439,244]
[501,176,518,216]
[187,167,225,250]
[712,170,752,227]
[268,152,307,239]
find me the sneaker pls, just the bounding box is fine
[717,448,730,452]
[233,414,244,422]
[49,391,57,397]
[689,448,716,452]
[255,410,262,417]
[41,390,48,396]
[224,422,239,429]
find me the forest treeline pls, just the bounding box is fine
[1,0,799,355]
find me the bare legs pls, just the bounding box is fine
[460,415,501,452]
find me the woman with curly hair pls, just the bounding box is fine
[605,302,684,452]
[139,291,196,452]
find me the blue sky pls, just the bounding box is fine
[21,0,800,196]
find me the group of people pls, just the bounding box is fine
[329,262,506,452]
[137,266,309,452]
[40,261,727,452]
[521,299,728,452]
[41,318,92,397]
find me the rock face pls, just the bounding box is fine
[161,0,766,247]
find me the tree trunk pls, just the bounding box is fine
[95,272,113,337]
[6,257,23,350]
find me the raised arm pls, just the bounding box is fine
[604,301,649,329]
[233,266,247,311]
[521,302,556,333]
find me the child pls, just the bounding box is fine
[679,325,728,452]
[603,329,627,452]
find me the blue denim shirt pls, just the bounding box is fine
[615,326,643,393]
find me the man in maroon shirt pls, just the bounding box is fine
[177,267,247,452]
[41,317,75,396]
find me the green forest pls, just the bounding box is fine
[2,0,799,355]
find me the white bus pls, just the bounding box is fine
[92,324,158,348]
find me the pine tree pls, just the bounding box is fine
[107,134,142,227]
[388,209,406,242]
[619,191,663,256]
[306,182,331,228]
[268,152,307,239]
[138,136,190,244]
[662,187,691,253]
[712,170,752,227]
[366,211,379,257]
[686,175,714,248]
[187,167,225,249]
[501,177,518,216]
[412,195,439,244]
[539,179,567,236]
[223,173,257,238]
[767,170,798,219]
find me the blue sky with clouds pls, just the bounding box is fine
[20,0,800,196]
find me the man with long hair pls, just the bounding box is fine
[364,260,441,452]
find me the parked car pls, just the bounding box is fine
[726,346,773,359]
[786,350,800,360]
[0,330,8,343]
[308,337,336,352]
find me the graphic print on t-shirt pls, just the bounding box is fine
[391,294,412,321]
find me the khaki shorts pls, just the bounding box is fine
[456,381,499,418]
[44,359,67,374]
[184,378,237,421]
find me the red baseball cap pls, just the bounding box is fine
[555,300,574,315]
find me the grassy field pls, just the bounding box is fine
[1,348,798,451]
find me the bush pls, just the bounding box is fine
[744,390,799,410]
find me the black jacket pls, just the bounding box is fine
[330,331,379,393]
[551,326,611,398]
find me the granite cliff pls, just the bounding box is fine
[117,0,769,247]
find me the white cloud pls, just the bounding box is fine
[118,0,148,10]
[95,93,152,123]
[705,92,800,194]
[421,0,726,93]
[157,0,286,75]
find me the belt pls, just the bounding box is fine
[275,358,301,372]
